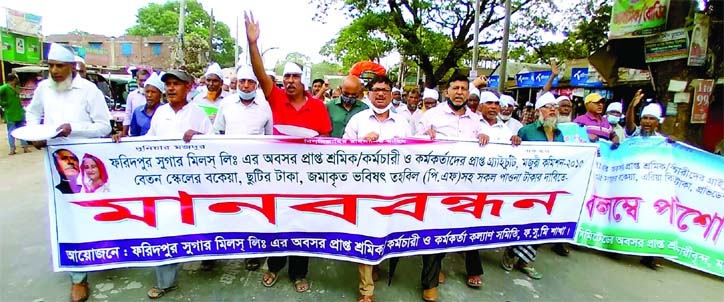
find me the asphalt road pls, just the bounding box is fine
[0,125,721,302]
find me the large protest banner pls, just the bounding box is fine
[576,137,724,277]
[46,136,597,272]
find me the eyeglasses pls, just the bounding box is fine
[540,104,559,110]
[371,88,391,93]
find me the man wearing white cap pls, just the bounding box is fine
[625,90,664,138]
[122,69,151,136]
[26,42,112,302]
[478,90,522,145]
[128,72,164,137]
[501,91,563,281]
[245,11,330,293]
[499,94,524,134]
[222,77,231,92]
[410,87,438,135]
[468,87,481,115]
[193,62,229,123]
[214,65,273,135]
[74,56,87,79]
[605,102,625,141]
[391,87,411,120]
[229,75,238,94]
[556,95,574,123]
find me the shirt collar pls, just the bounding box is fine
[70,75,85,89]
[367,109,398,121]
[442,104,477,119]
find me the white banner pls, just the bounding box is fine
[45,136,598,272]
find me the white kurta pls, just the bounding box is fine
[26,76,112,138]
[146,103,213,137]
[213,94,273,135]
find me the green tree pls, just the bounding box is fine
[312,0,558,87]
[126,0,238,67]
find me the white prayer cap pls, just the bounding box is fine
[47,43,75,63]
[479,90,499,103]
[392,87,401,94]
[468,87,480,99]
[500,94,516,107]
[204,62,223,80]
[282,62,303,75]
[144,72,165,92]
[223,77,231,86]
[422,88,439,100]
[525,101,534,107]
[236,65,258,83]
[535,92,557,110]
[606,102,623,113]
[641,103,664,122]
[556,95,571,103]
[74,56,85,64]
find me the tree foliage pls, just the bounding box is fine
[508,0,611,63]
[126,0,237,67]
[312,0,558,86]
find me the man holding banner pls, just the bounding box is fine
[501,91,563,280]
[25,43,112,302]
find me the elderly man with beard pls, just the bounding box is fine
[122,69,151,136]
[500,92,563,281]
[342,75,409,302]
[26,43,112,302]
[327,75,369,138]
[556,96,574,123]
[246,11,331,293]
[499,94,524,134]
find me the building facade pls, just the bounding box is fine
[45,34,175,69]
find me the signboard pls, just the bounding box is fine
[5,8,42,36]
[571,68,604,87]
[688,13,710,67]
[1,31,41,64]
[488,75,499,88]
[691,79,714,124]
[609,0,670,39]
[516,72,558,88]
[45,137,597,271]
[645,29,689,63]
[516,73,533,88]
[618,68,652,82]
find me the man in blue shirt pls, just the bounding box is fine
[130,73,164,136]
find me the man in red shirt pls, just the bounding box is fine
[245,11,332,294]
[245,13,331,137]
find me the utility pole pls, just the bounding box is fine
[177,0,186,67]
[234,15,239,69]
[208,8,214,64]
[471,0,481,81]
[498,0,512,93]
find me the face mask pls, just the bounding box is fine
[447,98,467,111]
[392,99,401,106]
[499,114,511,121]
[607,115,621,125]
[238,90,256,101]
[341,95,357,105]
[371,103,393,114]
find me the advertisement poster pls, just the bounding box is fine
[0,31,41,64]
[688,13,710,67]
[644,29,689,63]
[691,79,714,124]
[609,0,669,39]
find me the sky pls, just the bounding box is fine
[0,0,355,67]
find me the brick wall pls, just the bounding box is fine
[45,34,175,69]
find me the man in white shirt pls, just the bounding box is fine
[478,90,522,145]
[410,88,438,136]
[467,87,481,115]
[391,87,411,119]
[145,69,212,299]
[25,43,112,302]
[417,74,483,140]
[122,69,151,136]
[192,63,230,123]
[343,76,410,141]
[214,65,273,135]
[499,94,524,134]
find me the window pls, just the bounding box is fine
[88,42,102,49]
[150,43,162,56]
[121,42,132,57]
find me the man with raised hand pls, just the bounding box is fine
[245,11,332,293]
[25,42,112,302]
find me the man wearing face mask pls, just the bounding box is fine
[327,75,368,138]
[499,94,524,134]
[214,65,273,135]
[605,102,625,141]
[391,87,410,119]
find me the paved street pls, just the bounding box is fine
[0,126,721,302]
